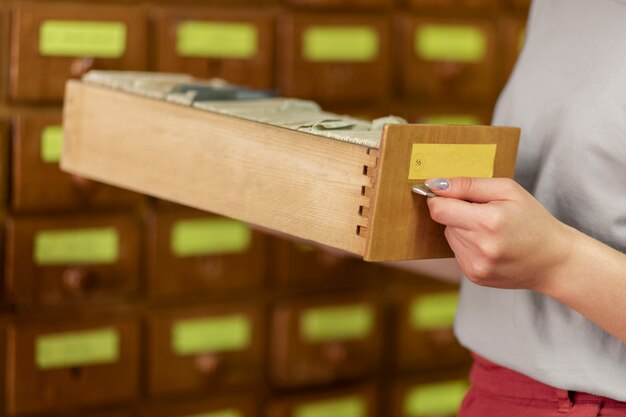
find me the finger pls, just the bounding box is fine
[427,196,485,229]
[425,177,520,203]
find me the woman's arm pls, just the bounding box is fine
[425,177,626,343]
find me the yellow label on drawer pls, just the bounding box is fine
[301,304,374,342]
[421,115,481,126]
[40,125,64,163]
[186,411,242,417]
[296,396,366,417]
[410,292,459,331]
[35,227,119,265]
[171,218,251,257]
[36,327,119,370]
[177,21,258,59]
[408,143,496,180]
[303,26,379,62]
[172,315,251,355]
[415,25,486,62]
[39,20,127,58]
[404,380,469,417]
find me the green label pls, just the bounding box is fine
[171,218,252,257]
[177,21,258,59]
[172,315,251,355]
[39,20,127,58]
[296,396,366,417]
[404,380,469,417]
[36,327,119,370]
[40,125,64,163]
[415,25,486,62]
[421,115,480,126]
[410,292,459,331]
[303,26,379,62]
[301,304,374,343]
[34,227,119,265]
[185,411,242,417]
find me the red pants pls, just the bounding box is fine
[459,354,626,417]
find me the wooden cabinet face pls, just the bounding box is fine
[397,16,497,102]
[272,239,379,289]
[11,113,144,212]
[142,396,258,417]
[393,283,470,371]
[267,385,377,417]
[499,17,526,87]
[9,3,148,103]
[279,15,391,105]
[147,303,264,397]
[284,0,393,10]
[147,210,266,299]
[0,120,8,211]
[153,7,274,90]
[407,0,498,11]
[271,293,381,388]
[392,103,492,126]
[5,215,141,306]
[6,315,140,415]
[391,374,470,417]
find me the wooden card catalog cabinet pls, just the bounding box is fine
[284,0,393,10]
[393,103,492,126]
[272,239,379,289]
[147,303,263,397]
[408,0,497,11]
[500,18,526,86]
[11,113,144,212]
[392,377,469,417]
[0,120,8,210]
[6,315,139,415]
[143,396,258,417]
[9,3,147,102]
[395,288,470,370]
[279,15,390,104]
[268,385,377,417]
[5,215,140,306]
[271,294,381,387]
[397,17,497,102]
[154,7,274,89]
[147,210,265,299]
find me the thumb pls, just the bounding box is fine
[425,177,518,203]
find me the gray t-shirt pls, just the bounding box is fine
[455,0,626,400]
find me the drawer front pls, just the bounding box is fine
[397,16,497,101]
[268,385,377,417]
[11,113,144,212]
[147,303,263,397]
[272,239,379,289]
[392,376,470,417]
[10,3,148,102]
[393,103,492,126]
[6,315,140,415]
[284,0,393,10]
[142,396,258,417]
[147,210,266,299]
[500,18,526,86]
[271,294,381,388]
[279,15,390,104]
[395,286,470,370]
[6,215,141,306]
[0,120,8,210]
[154,7,274,90]
[408,0,498,10]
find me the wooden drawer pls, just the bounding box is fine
[499,17,526,87]
[272,239,379,289]
[279,14,391,104]
[271,293,381,388]
[407,0,497,11]
[147,210,266,299]
[284,0,393,10]
[392,103,492,126]
[11,113,144,212]
[397,16,497,102]
[5,214,141,306]
[393,283,470,371]
[0,120,8,210]
[9,3,148,103]
[268,385,377,417]
[153,7,274,90]
[147,302,263,397]
[142,396,258,417]
[392,374,470,417]
[6,314,140,415]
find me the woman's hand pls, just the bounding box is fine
[424,177,577,293]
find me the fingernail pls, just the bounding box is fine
[425,178,450,190]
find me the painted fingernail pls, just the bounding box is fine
[426,178,450,190]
